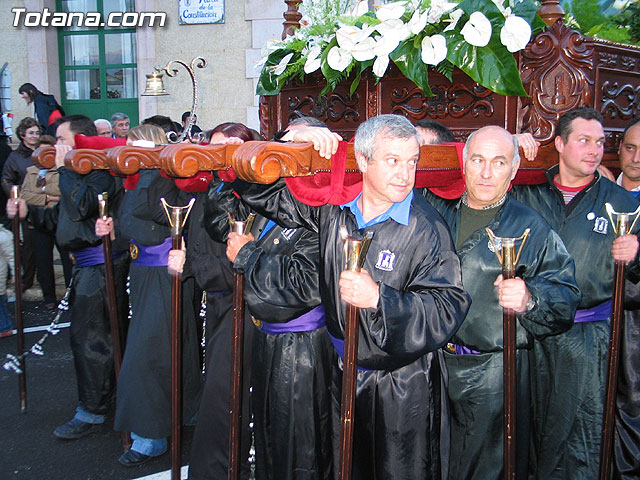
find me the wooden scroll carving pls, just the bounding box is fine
[159,143,237,177]
[519,21,595,145]
[282,0,302,40]
[32,146,56,169]
[66,149,109,174]
[34,141,550,183]
[105,146,163,175]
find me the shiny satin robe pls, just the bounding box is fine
[512,168,640,479]
[196,180,333,480]
[232,179,471,480]
[424,192,580,480]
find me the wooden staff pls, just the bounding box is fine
[161,197,195,480]
[10,186,26,413]
[227,212,255,480]
[487,228,529,480]
[338,229,373,480]
[599,203,640,480]
[97,193,129,450]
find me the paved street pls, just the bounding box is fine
[1,284,194,479]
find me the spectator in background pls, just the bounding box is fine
[2,117,43,291]
[110,113,130,139]
[181,111,202,134]
[94,119,112,137]
[18,83,65,136]
[20,133,73,310]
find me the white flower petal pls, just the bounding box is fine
[408,10,428,35]
[327,46,353,72]
[428,0,458,23]
[336,25,360,50]
[352,0,369,17]
[304,54,322,73]
[373,54,390,77]
[500,15,531,52]
[375,2,407,22]
[351,37,377,61]
[273,52,294,75]
[421,34,448,65]
[443,8,464,31]
[461,11,492,47]
[377,19,412,42]
[373,34,401,56]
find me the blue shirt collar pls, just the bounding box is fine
[340,191,413,229]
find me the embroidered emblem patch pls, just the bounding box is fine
[281,228,296,241]
[593,217,608,235]
[129,243,139,260]
[488,238,502,253]
[375,249,395,272]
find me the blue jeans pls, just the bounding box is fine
[131,432,167,456]
[73,406,105,424]
[0,295,12,332]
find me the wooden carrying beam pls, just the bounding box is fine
[32,141,562,183]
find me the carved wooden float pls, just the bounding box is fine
[33,140,550,184]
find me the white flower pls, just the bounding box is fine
[408,9,429,35]
[376,18,412,43]
[427,0,458,23]
[500,15,531,52]
[349,0,370,17]
[273,52,294,75]
[351,36,377,61]
[421,34,448,65]
[327,46,353,72]
[373,33,400,56]
[461,11,492,47]
[375,1,407,22]
[443,8,464,31]
[304,45,323,73]
[491,0,510,16]
[336,24,376,51]
[373,54,390,77]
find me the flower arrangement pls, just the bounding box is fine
[257,0,546,98]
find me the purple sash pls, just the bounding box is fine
[130,238,171,267]
[574,300,612,323]
[72,244,106,267]
[328,330,372,372]
[258,305,325,334]
[72,244,124,267]
[447,343,481,355]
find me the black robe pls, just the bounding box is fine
[512,168,640,479]
[114,169,201,439]
[424,193,580,480]
[232,179,471,480]
[193,179,333,480]
[30,168,129,415]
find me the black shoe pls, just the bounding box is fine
[119,449,152,467]
[53,418,101,440]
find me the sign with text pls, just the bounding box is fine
[179,0,224,25]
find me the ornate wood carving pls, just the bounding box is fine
[32,146,56,169]
[282,0,302,40]
[66,149,109,174]
[287,93,361,123]
[519,21,595,144]
[105,146,163,175]
[259,95,272,140]
[601,81,640,121]
[159,143,235,177]
[538,1,565,27]
[390,84,494,120]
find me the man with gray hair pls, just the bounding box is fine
[94,118,111,137]
[110,112,129,138]
[232,114,471,479]
[422,125,580,479]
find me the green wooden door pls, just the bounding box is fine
[57,0,139,126]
